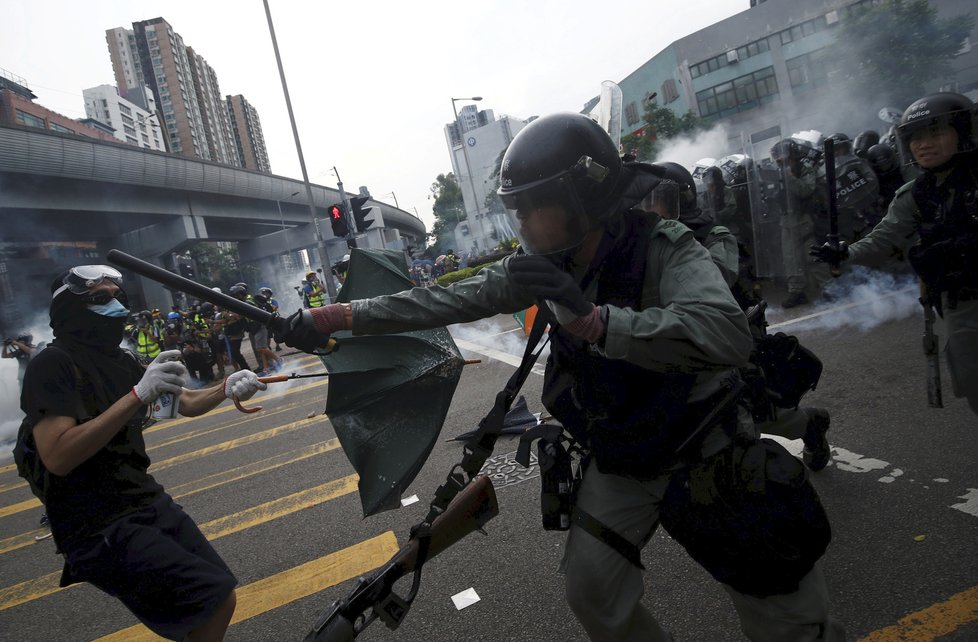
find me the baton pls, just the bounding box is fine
[107,249,281,328]
[823,138,842,277]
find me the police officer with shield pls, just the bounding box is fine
[813,92,978,415]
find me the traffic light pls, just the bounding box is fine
[350,196,373,233]
[329,203,349,238]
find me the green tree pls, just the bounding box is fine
[427,173,465,247]
[188,242,259,289]
[620,103,709,162]
[833,0,973,108]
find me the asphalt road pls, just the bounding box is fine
[1,284,976,641]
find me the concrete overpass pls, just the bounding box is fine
[0,124,426,330]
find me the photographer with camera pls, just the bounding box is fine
[3,334,36,389]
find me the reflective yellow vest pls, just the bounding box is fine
[135,330,161,359]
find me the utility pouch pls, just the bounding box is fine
[754,332,823,408]
[660,436,831,597]
[517,423,579,532]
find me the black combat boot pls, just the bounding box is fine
[782,291,809,308]
[802,409,831,471]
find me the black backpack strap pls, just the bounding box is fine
[571,506,645,570]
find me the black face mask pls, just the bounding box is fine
[50,292,127,353]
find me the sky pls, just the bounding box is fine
[1,0,747,232]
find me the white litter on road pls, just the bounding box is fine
[451,587,481,610]
[400,495,419,507]
[950,489,978,518]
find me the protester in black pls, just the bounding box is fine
[19,266,266,641]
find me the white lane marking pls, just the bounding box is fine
[453,338,547,376]
[950,489,978,518]
[455,334,977,520]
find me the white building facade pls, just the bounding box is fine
[444,111,527,256]
[82,84,165,151]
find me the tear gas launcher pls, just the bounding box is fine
[304,474,499,641]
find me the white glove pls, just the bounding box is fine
[132,350,188,404]
[224,370,267,401]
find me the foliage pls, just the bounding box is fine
[494,237,519,253]
[833,0,973,107]
[428,173,465,245]
[187,242,259,289]
[436,265,486,286]
[620,103,709,162]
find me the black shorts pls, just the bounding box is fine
[61,494,237,641]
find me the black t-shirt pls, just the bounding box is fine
[21,347,163,548]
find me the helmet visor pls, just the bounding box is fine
[54,265,123,297]
[896,112,967,167]
[502,174,591,255]
[638,181,681,220]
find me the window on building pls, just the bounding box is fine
[49,122,75,134]
[786,49,831,90]
[119,103,132,116]
[624,101,640,126]
[696,66,779,118]
[661,78,680,103]
[15,109,46,129]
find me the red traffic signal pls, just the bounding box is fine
[329,203,349,237]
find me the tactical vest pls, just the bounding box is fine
[909,154,978,303]
[540,211,699,480]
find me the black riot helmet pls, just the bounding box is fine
[770,139,800,163]
[827,132,853,156]
[702,165,725,189]
[199,302,215,316]
[651,162,713,229]
[896,92,977,166]
[866,143,898,174]
[498,113,622,255]
[853,130,880,158]
[229,284,248,298]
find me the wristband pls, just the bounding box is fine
[562,305,606,344]
[311,303,349,334]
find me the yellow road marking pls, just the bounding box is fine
[0,440,344,556]
[199,474,359,540]
[1,416,325,518]
[0,473,361,612]
[93,531,399,642]
[858,584,978,641]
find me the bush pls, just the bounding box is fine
[437,265,484,286]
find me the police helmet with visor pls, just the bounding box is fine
[896,92,977,167]
[498,113,621,256]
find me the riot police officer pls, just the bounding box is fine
[278,113,844,641]
[812,92,978,414]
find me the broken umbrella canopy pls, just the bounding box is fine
[321,248,465,516]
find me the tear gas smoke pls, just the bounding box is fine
[449,316,550,362]
[768,266,920,334]
[654,124,731,169]
[0,314,53,460]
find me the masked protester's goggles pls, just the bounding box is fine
[52,265,128,306]
[501,156,610,256]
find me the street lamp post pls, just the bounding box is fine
[263,0,337,301]
[451,96,485,252]
[382,191,400,209]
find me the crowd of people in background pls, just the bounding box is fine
[123,283,284,387]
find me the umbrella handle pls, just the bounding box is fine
[258,375,290,383]
[233,396,263,414]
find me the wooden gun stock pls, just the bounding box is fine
[306,475,499,641]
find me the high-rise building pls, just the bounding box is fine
[105,17,268,171]
[446,104,495,148]
[226,94,271,173]
[188,47,239,166]
[82,84,166,151]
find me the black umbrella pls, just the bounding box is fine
[323,249,465,516]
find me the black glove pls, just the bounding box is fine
[271,309,332,354]
[809,241,849,265]
[508,255,592,316]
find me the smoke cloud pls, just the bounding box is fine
[768,266,920,334]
